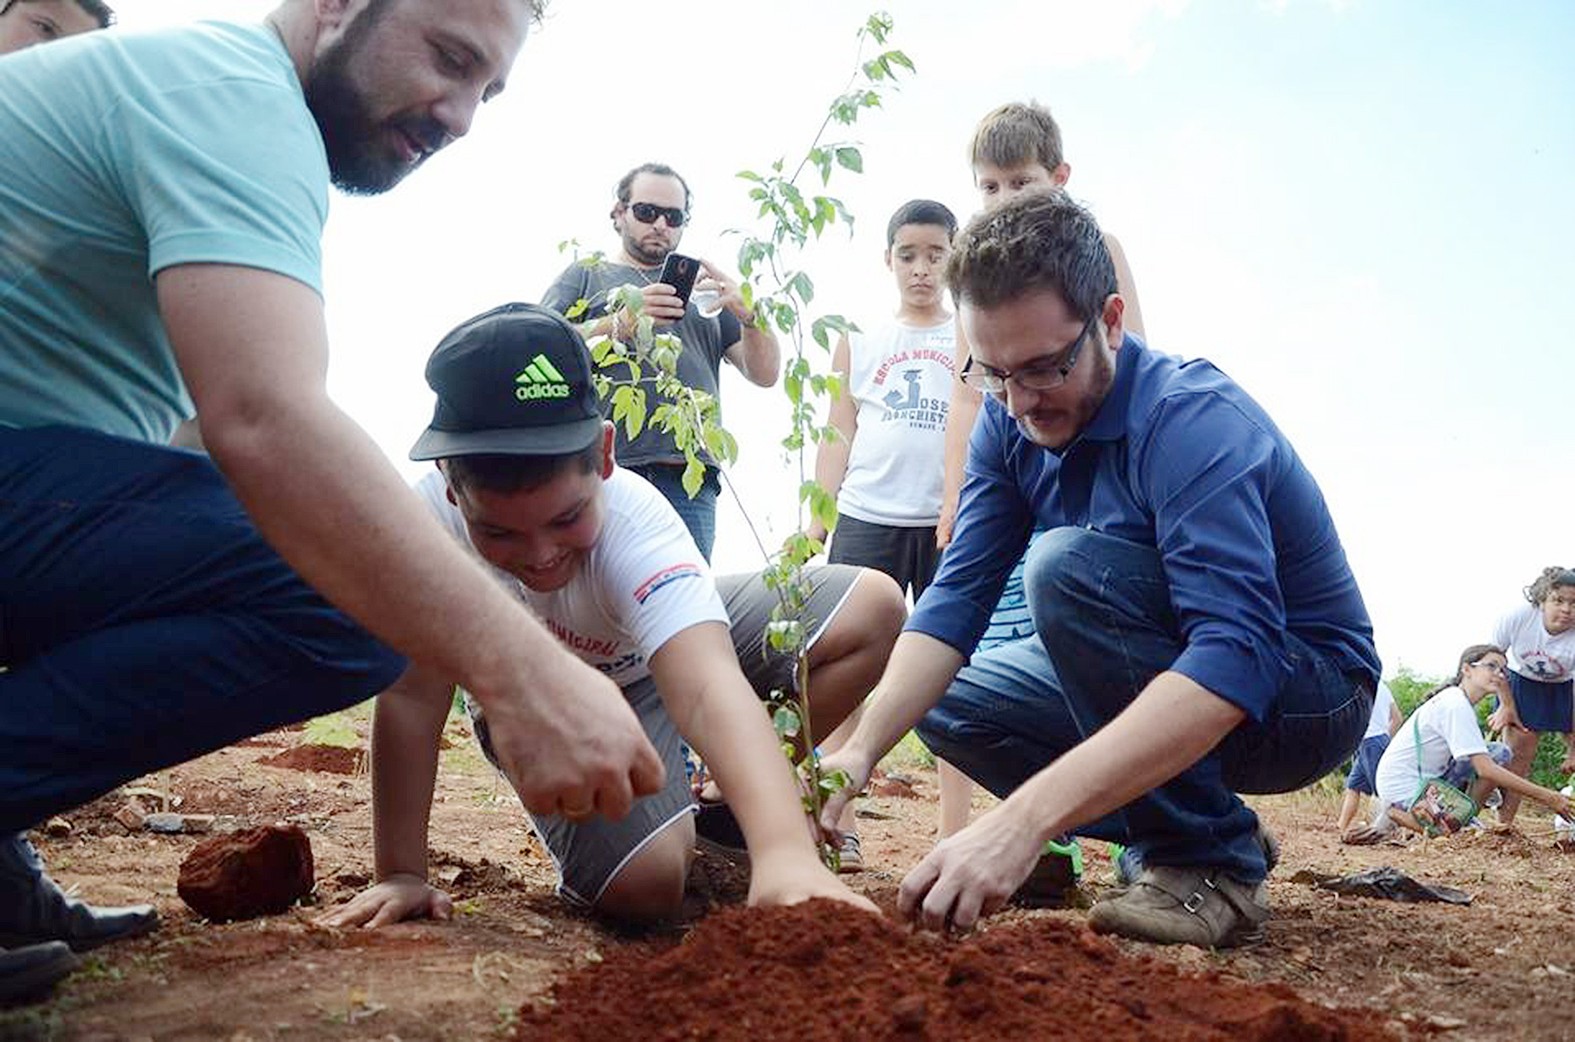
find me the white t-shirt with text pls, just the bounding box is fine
[836,316,956,527]
[414,468,726,688]
[1494,603,1575,683]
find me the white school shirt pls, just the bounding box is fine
[1363,680,1399,740]
[414,468,727,687]
[1494,603,1575,683]
[1372,687,1488,811]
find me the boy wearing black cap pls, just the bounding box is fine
[323,304,899,925]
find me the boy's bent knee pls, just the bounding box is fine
[592,817,693,926]
[848,568,906,644]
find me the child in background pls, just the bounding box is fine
[807,199,958,871]
[1489,566,1575,825]
[808,198,957,598]
[1361,644,1573,839]
[1335,678,1403,832]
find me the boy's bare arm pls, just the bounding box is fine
[1104,231,1145,339]
[370,665,456,882]
[318,664,455,929]
[157,264,664,820]
[807,335,857,544]
[936,322,981,549]
[817,631,967,831]
[647,622,874,912]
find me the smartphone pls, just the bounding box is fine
[657,252,700,309]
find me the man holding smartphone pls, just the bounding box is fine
[540,161,780,560]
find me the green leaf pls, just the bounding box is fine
[772,705,802,740]
[681,456,705,497]
[835,147,863,173]
[766,618,805,653]
[623,388,646,438]
[788,270,815,305]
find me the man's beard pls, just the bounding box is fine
[303,5,446,196]
[622,225,672,267]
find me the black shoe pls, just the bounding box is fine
[0,833,158,952]
[0,942,78,1004]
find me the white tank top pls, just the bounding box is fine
[836,317,956,526]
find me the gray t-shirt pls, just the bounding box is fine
[541,260,741,468]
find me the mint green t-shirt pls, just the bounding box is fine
[0,21,328,443]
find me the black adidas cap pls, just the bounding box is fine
[409,303,603,461]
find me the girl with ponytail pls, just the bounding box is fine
[1358,644,1573,838]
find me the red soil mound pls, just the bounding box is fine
[259,743,364,775]
[519,900,1395,1041]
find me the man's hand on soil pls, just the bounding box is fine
[898,804,1043,933]
[482,660,665,821]
[747,854,878,915]
[318,874,452,929]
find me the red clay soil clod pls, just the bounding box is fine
[176,823,315,922]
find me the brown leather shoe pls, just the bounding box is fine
[1088,865,1269,948]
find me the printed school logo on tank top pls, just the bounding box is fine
[870,327,956,432]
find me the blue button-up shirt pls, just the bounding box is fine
[909,335,1379,723]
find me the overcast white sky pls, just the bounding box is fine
[117,1,1571,680]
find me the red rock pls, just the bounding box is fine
[177,824,314,922]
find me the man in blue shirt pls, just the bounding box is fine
[820,190,1378,948]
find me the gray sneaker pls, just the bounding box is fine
[1088,865,1269,948]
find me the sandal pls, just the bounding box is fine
[836,832,864,874]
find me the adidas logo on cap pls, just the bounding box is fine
[515,354,571,400]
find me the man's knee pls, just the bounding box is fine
[592,817,693,926]
[1022,527,1101,636]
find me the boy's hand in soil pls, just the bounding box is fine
[747,853,878,914]
[815,746,875,837]
[898,803,1042,933]
[318,874,453,930]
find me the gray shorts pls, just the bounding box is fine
[468,563,863,906]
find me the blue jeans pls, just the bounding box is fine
[0,426,406,832]
[626,463,720,562]
[918,528,1370,883]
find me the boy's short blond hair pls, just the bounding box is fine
[968,100,1064,174]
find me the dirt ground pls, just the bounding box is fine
[5,710,1574,1042]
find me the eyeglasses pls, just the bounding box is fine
[627,201,687,228]
[958,313,1099,396]
[1471,661,1510,678]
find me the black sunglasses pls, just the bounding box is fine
[627,201,687,228]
